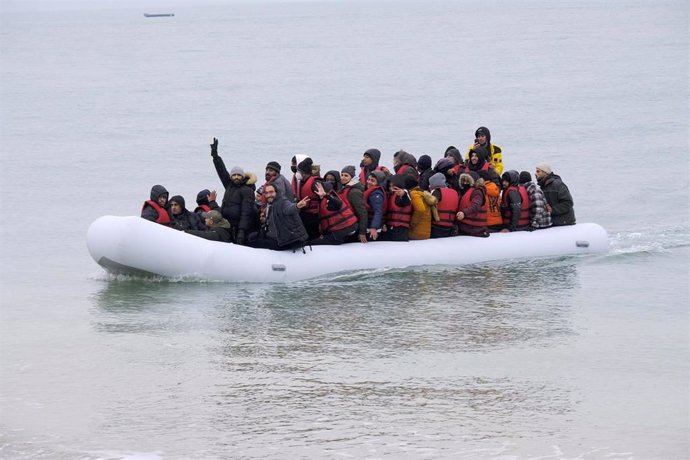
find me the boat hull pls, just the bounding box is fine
[87,216,609,283]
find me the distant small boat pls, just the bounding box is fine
[144,13,175,18]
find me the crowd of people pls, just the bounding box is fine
[140,127,576,251]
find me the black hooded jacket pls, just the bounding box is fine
[141,184,169,222]
[500,170,523,231]
[168,195,207,232]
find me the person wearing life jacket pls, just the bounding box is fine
[428,172,459,239]
[408,175,435,240]
[186,210,233,243]
[519,171,552,230]
[359,148,384,185]
[293,156,323,240]
[535,164,576,226]
[247,183,310,251]
[194,189,220,217]
[478,170,504,232]
[456,172,489,237]
[500,170,530,232]
[467,147,491,173]
[417,154,434,191]
[363,170,387,241]
[339,165,369,243]
[141,184,171,225]
[465,126,504,175]
[209,138,259,245]
[323,170,342,193]
[309,181,358,245]
[390,150,419,184]
[380,174,412,242]
[168,195,207,232]
[443,146,468,190]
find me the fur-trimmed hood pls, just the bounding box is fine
[459,172,485,188]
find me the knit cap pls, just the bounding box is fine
[266,161,281,173]
[230,166,244,176]
[370,170,386,184]
[202,210,223,224]
[196,189,211,205]
[428,172,447,189]
[341,165,357,177]
[536,163,552,175]
[417,155,432,170]
[297,157,313,174]
[519,171,532,184]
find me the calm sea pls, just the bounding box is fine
[1,0,688,458]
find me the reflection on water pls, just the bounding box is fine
[88,259,581,456]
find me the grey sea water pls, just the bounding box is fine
[1,0,688,458]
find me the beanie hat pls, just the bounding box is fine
[297,157,313,174]
[428,172,447,189]
[341,165,356,177]
[536,163,552,175]
[403,175,419,190]
[418,154,432,170]
[519,171,532,184]
[389,174,406,189]
[370,170,386,184]
[266,161,281,173]
[196,189,211,205]
[230,166,244,176]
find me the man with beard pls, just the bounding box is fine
[247,183,310,250]
[209,138,258,245]
[535,164,576,226]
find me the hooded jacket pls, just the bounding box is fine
[168,195,207,232]
[501,170,530,231]
[141,184,170,224]
[359,148,382,185]
[393,150,420,183]
[537,172,576,226]
[465,126,504,174]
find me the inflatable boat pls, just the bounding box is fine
[86,216,609,283]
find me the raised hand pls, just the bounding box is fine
[210,138,218,157]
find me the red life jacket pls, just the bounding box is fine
[385,193,412,228]
[296,175,321,215]
[142,200,171,225]
[459,187,487,227]
[194,204,211,214]
[338,187,353,206]
[363,185,387,216]
[359,166,383,185]
[319,191,358,234]
[502,185,530,227]
[434,187,460,228]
